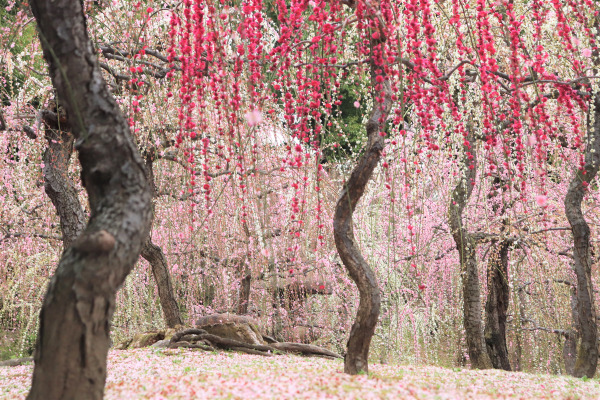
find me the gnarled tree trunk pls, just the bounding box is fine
[27,1,153,398]
[41,104,85,248]
[563,92,600,378]
[333,38,392,374]
[448,130,492,370]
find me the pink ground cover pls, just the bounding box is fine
[2,348,599,399]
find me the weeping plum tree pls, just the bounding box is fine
[165,0,600,376]
[332,2,392,374]
[167,0,396,374]
[27,0,153,398]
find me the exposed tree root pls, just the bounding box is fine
[0,357,33,367]
[115,314,343,360]
[166,327,342,359]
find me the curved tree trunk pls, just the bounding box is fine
[333,38,392,374]
[484,239,511,370]
[41,107,85,248]
[448,130,492,370]
[27,1,153,398]
[141,155,182,327]
[141,241,183,327]
[564,93,600,378]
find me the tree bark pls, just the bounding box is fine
[484,239,511,370]
[448,129,492,370]
[41,106,86,248]
[563,93,600,378]
[141,154,182,327]
[237,270,251,315]
[141,241,183,327]
[27,1,153,399]
[333,38,392,374]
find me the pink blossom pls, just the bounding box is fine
[582,48,592,58]
[245,109,263,126]
[535,195,548,207]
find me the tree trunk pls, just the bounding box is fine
[141,155,182,327]
[141,241,183,327]
[564,94,600,378]
[237,269,252,315]
[448,129,492,370]
[41,106,85,248]
[563,284,579,375]
[484,240,511,370]
[333,38,392,375]
[27,1,153,399]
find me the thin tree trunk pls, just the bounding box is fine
[515,284,528,371]
[141,241,183,327]
[448,129,492,370]
[141,155,182,327]
[237,269,252,315]
[41,106,85,248]
[333,37,392,374]
[564,94,600,378]
[484,239,511,370]
[28,0,153,398]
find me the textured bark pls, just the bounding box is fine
[27,1,153,399]
[141,241,183,327]
[333,40,391,375]
[448,131,492,370]
[140,155,182,327]
[484,240,511,370]
[41,105,86,248]
[563,285,579,375]
[564,94,600,378]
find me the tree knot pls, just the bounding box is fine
[72,229,116,254]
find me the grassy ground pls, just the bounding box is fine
[1,348,599,399]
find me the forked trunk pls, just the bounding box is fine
[40,109,182,329]
[28,1,153,398]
